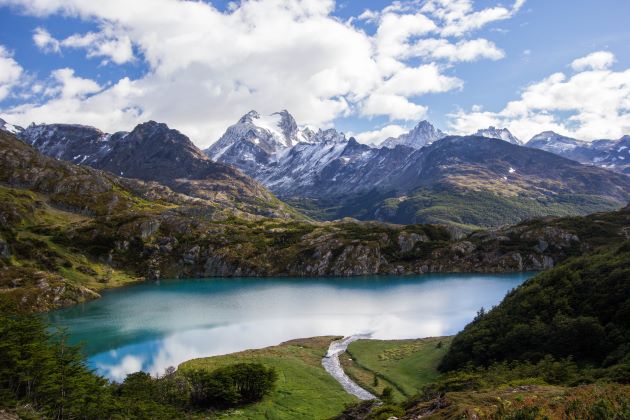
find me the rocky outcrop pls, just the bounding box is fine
[0,266,100,312]
[0,239,10,259]
[398,232,428,253]
[85,204,630,281]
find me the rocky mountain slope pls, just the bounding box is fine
[2,130,630,313]
[279,136,630,227]
[15,120,296,218]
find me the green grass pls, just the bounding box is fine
[343,337,452,399]
[180,337,357,419]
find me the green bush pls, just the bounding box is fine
[185,363,277,408]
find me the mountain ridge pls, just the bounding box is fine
[12,119,298,219]
[5,115,630,227]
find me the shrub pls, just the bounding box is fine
[185,363,277,408]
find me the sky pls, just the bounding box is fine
[0,0,629,148]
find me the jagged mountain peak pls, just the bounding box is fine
[381,120,446,150]
[238,110,261,124]
[274,109,299,142]
[475,126,521,145]
[311,128,347,144]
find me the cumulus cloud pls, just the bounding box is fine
[571,51,615,72]
[449,51,630,141]
[0,45,23,101]
[33,27,60,53]
[362,94,428,121]
[0,0,524,147]
[46,68,102,98]
[353,124,409,145]
[98,355,144,382]
[409,38,505,62]
[33,25,134,64]
[378,64,463,97]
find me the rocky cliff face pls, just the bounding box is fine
[63,203,630,283]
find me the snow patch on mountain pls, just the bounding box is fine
[0,118,23,135]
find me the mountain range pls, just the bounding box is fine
[3,125,630,313]
[2,112,629,227]
[11,118,296,219]
[526,130,630,174]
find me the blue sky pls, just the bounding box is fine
[0,0,629,146]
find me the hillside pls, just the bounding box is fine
[439,241,630,372]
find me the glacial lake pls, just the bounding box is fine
[45,273,533,381]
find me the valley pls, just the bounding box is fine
[0,114,629,419]
[1,1,629,418]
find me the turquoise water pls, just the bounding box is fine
[45,273,533,381]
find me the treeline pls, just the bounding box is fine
[0,299,277,419]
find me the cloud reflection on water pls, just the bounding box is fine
[47,274,531,381]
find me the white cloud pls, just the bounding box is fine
[0,45,23,101]
[422,0,526,37]
[33,27,60,53]
[362,94,428,121]
[571,51,615,72]
[375,12,437,59]
[0,0,523,147]
[47,68,102,98]
[449,52,630,141]
[353,124,409,145]
[33,25,134,64]
[98,355,144,382]
[409,38,505,62]
[378,64,463,97]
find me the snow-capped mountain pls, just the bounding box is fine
[526,131,586,153]
[4,112,629,226]
[474,126,521,145]
[592,135,630,174]
[0,117,23,135]
[526,131,630,174]
[381,120,446,149]
[205,110,321,176]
